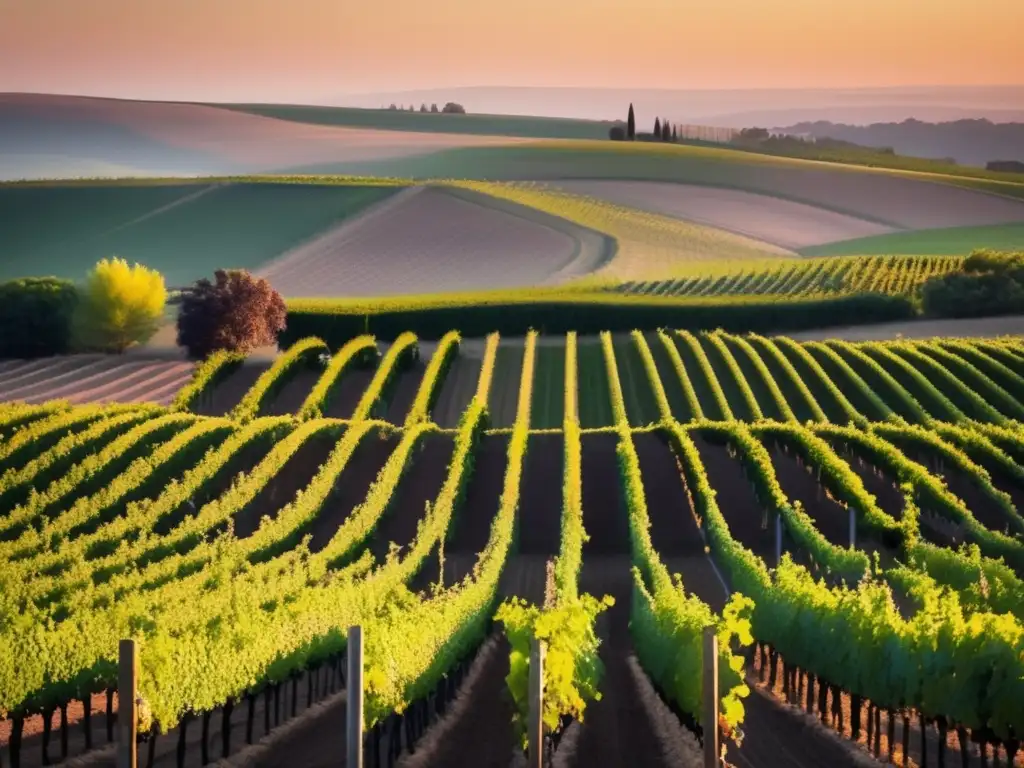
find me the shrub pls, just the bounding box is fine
[962,248,1024,274]
[922,272,1024,318]
[176,269,287,359]
[74,258,167,353]
[922,250,1024,318]
[441,102,466,114]
[0,277,78,359]
[609,125,626,141]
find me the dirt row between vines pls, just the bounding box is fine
[568,433,701,768]
[487,340,525,429]
[431,351,483,429]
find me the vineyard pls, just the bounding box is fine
[611,254,964,299]
[2,330,1024,768]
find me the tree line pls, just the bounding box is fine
[609,103,678,142]
[385,102,466,114]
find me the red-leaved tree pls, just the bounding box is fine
[176,270,287,359]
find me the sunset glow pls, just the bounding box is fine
[1,0,1022,102]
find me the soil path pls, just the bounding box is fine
[191,362,269,417]
[430,351,483,429]
[366,434,455,565]
[487,341,525,429]
[692,434,775,559]
[325,366,376,419]
[306,429,400,554]
[262,369,321,416]
[432,434,509,589]
[231,431,339,539]
[517,433,564,557]
[571,432,688,768]
[397,635,517,768]
[385,361,427,425]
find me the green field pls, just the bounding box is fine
[800,223,1024,257]
[0,181,397,285]
[280,140,1024,206]
[212,102,613,140]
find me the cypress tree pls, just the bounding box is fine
[672,124,678,142]
[627,103,636,140]
[654,116,661,137]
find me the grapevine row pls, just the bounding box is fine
[230,337,329,422]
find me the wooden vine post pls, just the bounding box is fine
[347,626,364,768]
[702,627,720,768]
[849,507,857,549]
[528,638,545,768]
[118,639,138,768]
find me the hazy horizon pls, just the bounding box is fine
[6,85,1024,128]
[2,0,1023,105]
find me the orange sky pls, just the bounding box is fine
[1,0,1022,100]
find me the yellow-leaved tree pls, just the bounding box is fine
[75,258,167,353]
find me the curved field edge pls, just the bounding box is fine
[434,184,618,280]
[309,140,1024,209]
[442,181,793,283]
[800,222,1024,257]
[508,140,1024,199]
[7,135,1022,200]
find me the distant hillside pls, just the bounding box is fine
[212,103,612,140]
[778,119,1024,167]
[0,93,527,181]
[0,93,230,178]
